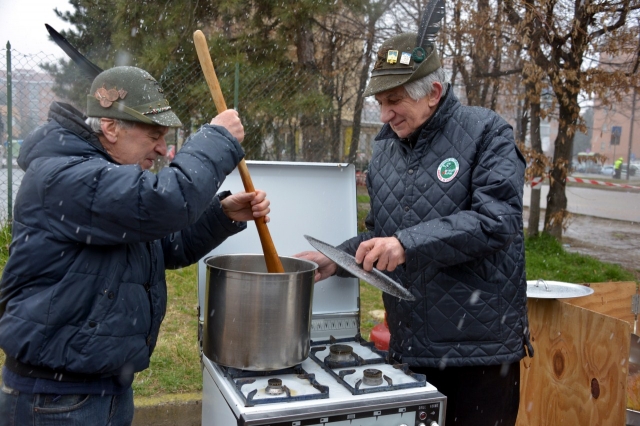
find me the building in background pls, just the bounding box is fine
[589,96,640,166]
[587,48,640,168]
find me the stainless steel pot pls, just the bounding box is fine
[203,254,317,371]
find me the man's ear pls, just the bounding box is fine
[428,82,444,108]
[100,118,118,144]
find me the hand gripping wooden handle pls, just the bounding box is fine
[193,30,284,273]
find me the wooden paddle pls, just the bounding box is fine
[193,30,284,273]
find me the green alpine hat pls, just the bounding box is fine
[87,66,182,127]
[363,32,441,97]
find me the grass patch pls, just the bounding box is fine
[357,208,369,233]
[359,282,385,339]
[525,233,635,283]
[0,223,10,268]
[132,265,201,397]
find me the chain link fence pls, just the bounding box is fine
[0,45,383,224]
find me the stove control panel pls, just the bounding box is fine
[241,401,444,425]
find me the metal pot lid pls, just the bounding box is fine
[304,235,416,301]
[526,279,595,299]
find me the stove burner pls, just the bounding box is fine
[323,344,358,368]
[329,344,353,360]
[362,368,383,386]
[265,378,285,395]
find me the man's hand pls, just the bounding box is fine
[355,237,405,272]
[221,190,270,222]
[210,109,244,142]
[294,251,337,282]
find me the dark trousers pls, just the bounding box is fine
[614,168,622,179]
[412,362,520,426]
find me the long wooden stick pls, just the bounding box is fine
[193,30,284,273]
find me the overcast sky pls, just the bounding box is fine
[0,0,73,58]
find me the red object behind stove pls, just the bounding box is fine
[370,316,390,350]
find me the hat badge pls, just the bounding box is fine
[386,50,399,64]
[94,85,128,108]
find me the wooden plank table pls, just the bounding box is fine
[517,282,637,426]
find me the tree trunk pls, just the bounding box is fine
[348,11,379,163]
[295,22,317,72]
[347,55,372,162]
[543,103,575,239]
[527,94,542,237]
[295,20,325,161]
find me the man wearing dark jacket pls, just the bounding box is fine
[297,33,532,426]
[0,66,270,425]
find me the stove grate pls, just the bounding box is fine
[308,336,427,396]
[334,363,427,395]
[220,365,330,407]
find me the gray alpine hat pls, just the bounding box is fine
[363,32,441,97]
[87,66,182,127]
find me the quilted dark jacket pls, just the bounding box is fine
[0,102,246,382]
[340,87,532,368]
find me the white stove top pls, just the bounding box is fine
[203,339,442,419]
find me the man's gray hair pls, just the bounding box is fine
[404,67,450,101]
[85,117,136,135]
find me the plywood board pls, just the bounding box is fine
[563,281,637,328]
[517,298,630,426]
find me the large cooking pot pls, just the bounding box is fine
[203,254,317,371]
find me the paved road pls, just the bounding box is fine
[523,184,639,223]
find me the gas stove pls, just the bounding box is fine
[202,334,445,425]
[198,162,446,426]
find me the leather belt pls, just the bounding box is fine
[4,356,113,383]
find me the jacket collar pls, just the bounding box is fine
[48,102,103,150]
[18,102,113,171]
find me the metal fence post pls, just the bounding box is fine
[6,41,12,223]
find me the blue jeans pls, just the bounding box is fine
[0,382,134,426]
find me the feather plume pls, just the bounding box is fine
[45,24,103,80]
[416,0,446,51]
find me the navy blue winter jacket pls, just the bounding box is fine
[0,102,246,381]
[339,87,532,368]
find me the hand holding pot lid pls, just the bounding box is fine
[353,236,406,272]
[303,235,415,301]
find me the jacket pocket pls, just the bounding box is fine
[33,394,91,414]
[425,267,502,344]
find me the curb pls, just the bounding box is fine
[133,393,202,426]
